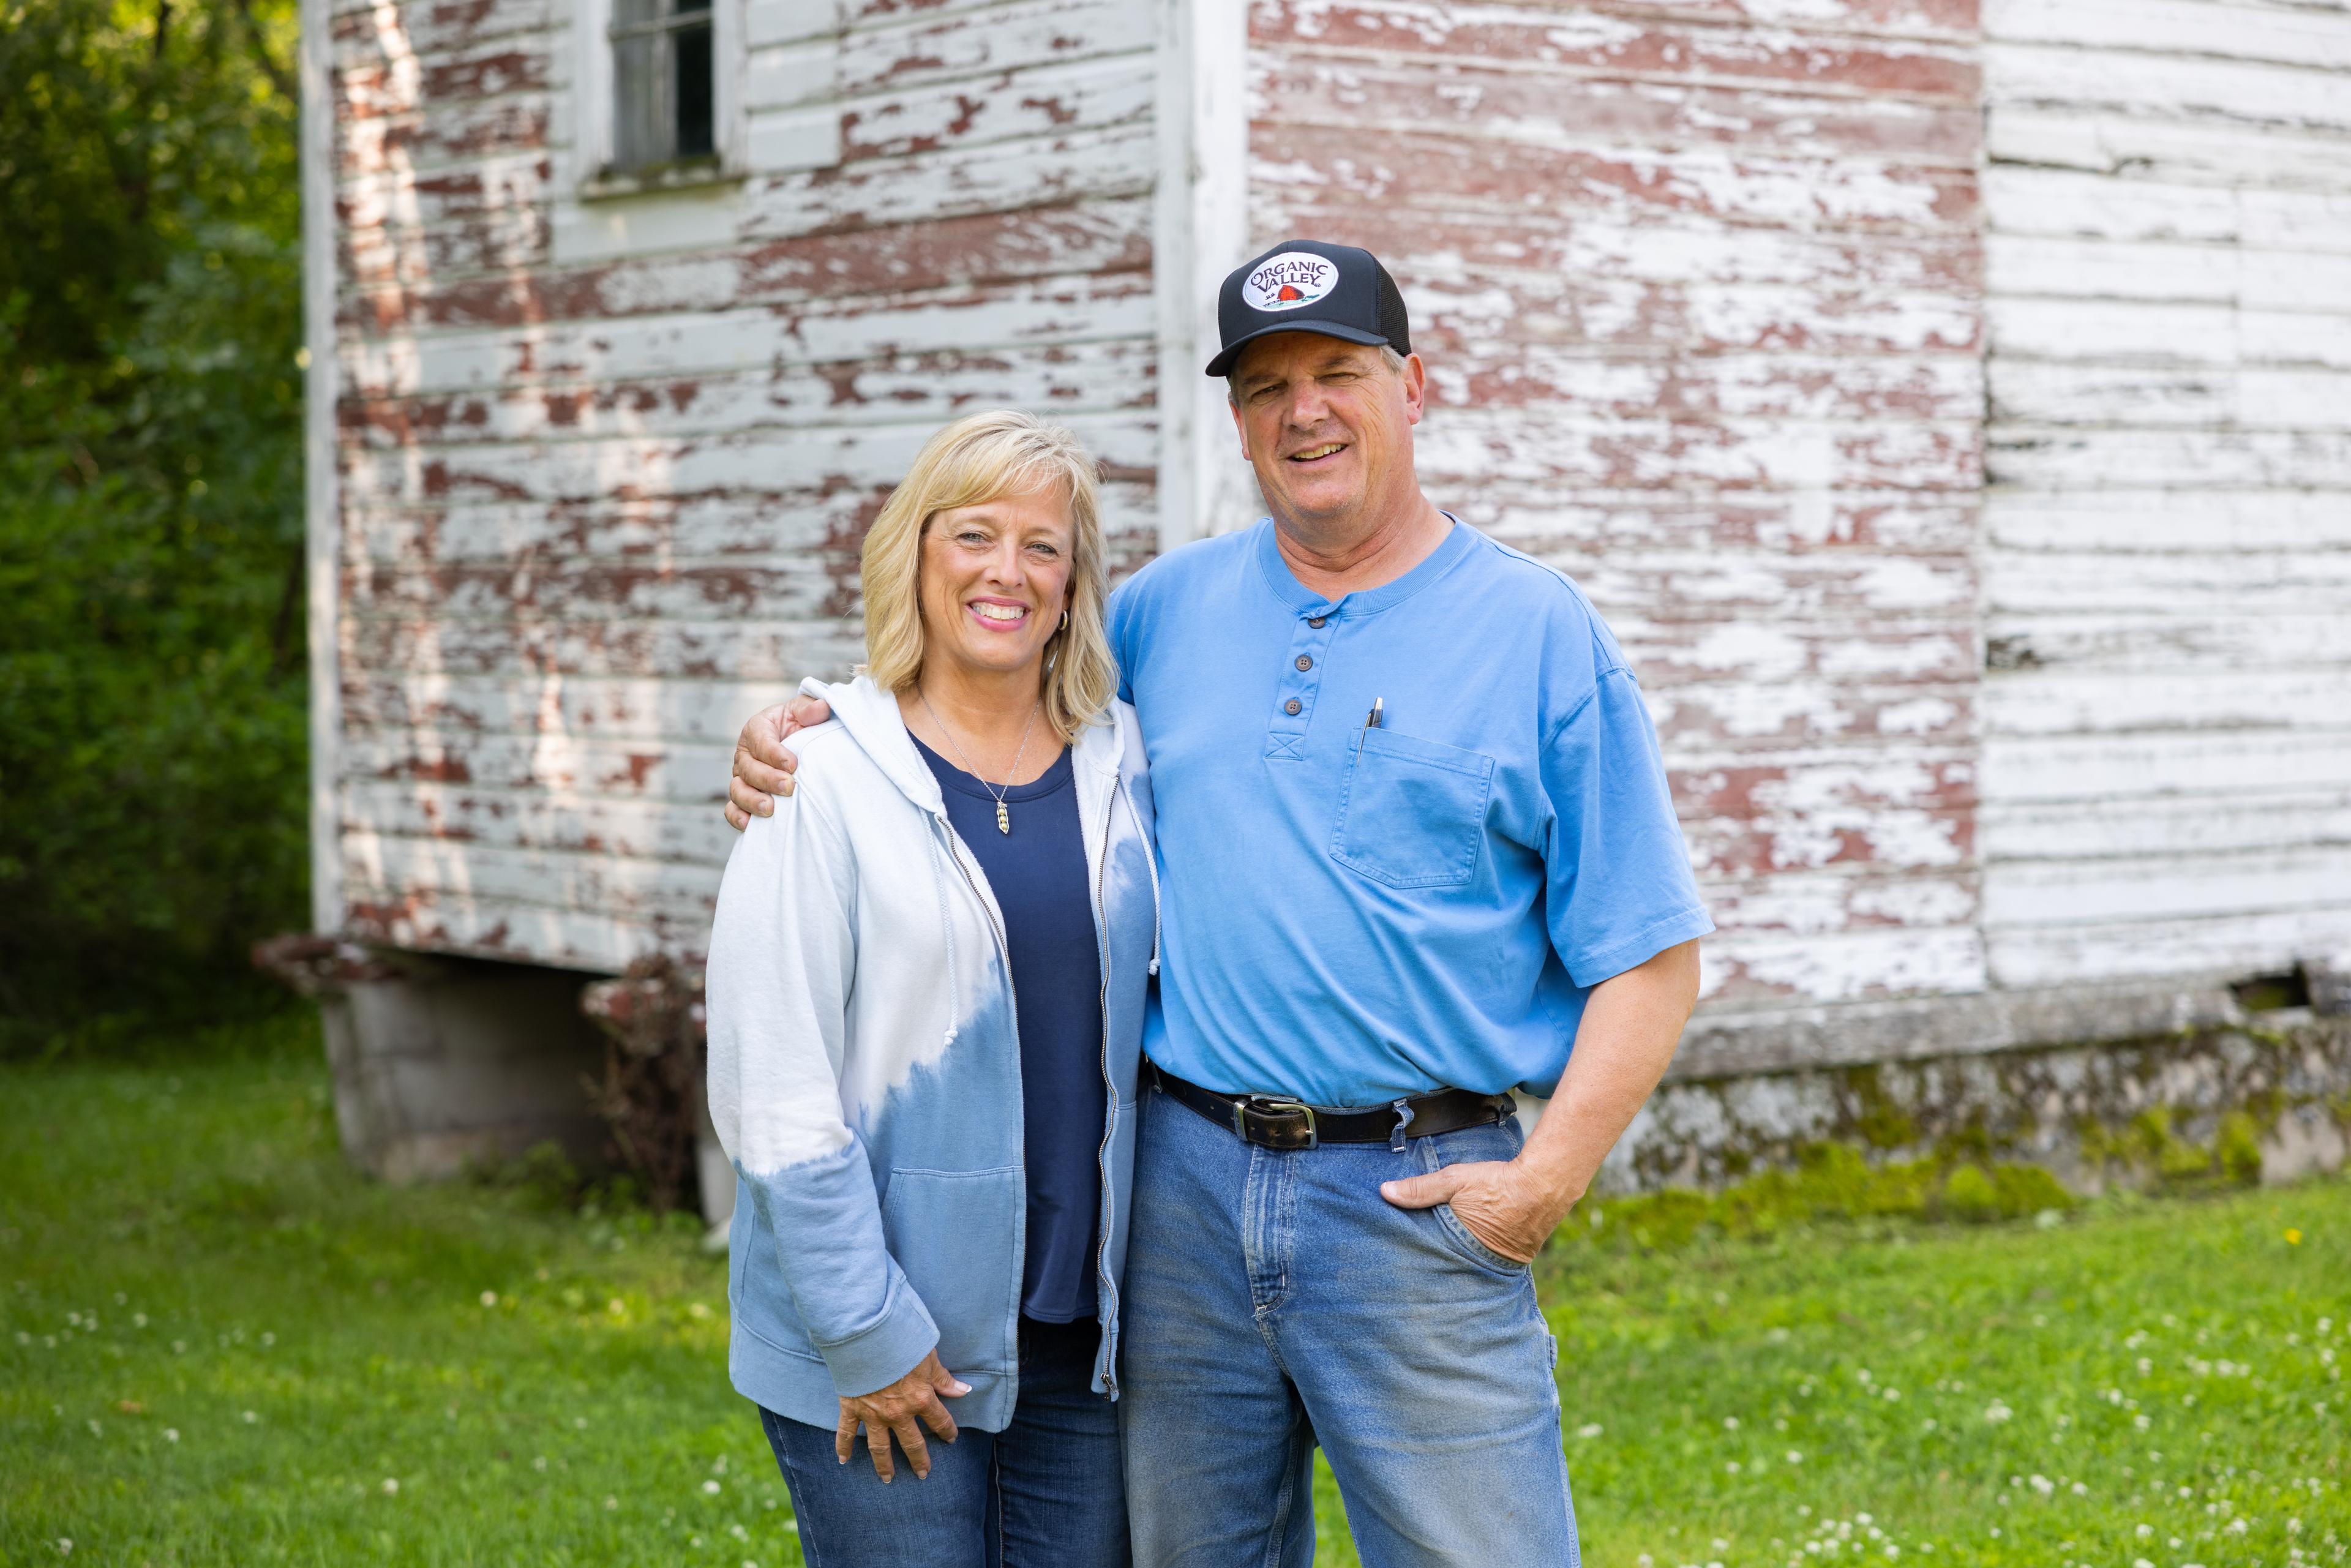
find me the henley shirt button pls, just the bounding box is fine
[1308,616,1326,628]
[1295,655,1313,672]
[1284,699,1303,716]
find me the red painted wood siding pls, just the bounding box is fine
[1247,0,1989,1009]
[329,0,1161,967]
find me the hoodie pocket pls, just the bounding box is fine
[880,1166,1022,1376]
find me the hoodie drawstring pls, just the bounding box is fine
[926,822,959,1046]
[1118,779,1163,977]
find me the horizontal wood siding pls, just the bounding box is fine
[1979,0,2351,989]
[1248,0,1989,1010]
[332,0,1159,967]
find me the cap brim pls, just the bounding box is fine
[1204,320,1391,379]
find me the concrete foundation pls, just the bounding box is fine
[261,939,610,1184]
[1601,1009,2351,1196]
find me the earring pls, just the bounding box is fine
[1059,610,1070,632]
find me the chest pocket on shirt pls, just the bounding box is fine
[1330,729,1496,890]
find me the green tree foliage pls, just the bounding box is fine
[1,0,307,1048]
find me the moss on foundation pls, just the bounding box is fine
[1559,1141,2079,1254]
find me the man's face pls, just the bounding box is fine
[1227,334,1426,529]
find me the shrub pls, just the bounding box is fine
[0,0,306,1051]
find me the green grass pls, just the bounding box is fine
[4,1022,2347,1567]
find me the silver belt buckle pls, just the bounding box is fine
[1234,1095,1318,1149]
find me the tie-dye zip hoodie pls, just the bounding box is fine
[704,675,1160,1433]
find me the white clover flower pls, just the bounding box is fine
[163,1429,178,1442]
[730,1524,749,1540]
[1983,1401,2014,1424]
[2137,1357,2152,1373]
[1883,1388,1900,1401]
[1725,1417,1740,1430]
[242,1411,257,1424]
[1576,1423,1603,1439]
[2135,1414,2151,1430]
[2133,1559,2153,1568]
[533,1456,548,1471]
[703,1479,722,1495]
[1857,1515,1871,1526]
[1727,1461,1742,1473]
[1715,1539,1730,1551]
[2288,1517,2302,1533]
[479,1292,497,1308]
[575,1417,588,1429]
[54,1539,70,1556]
[260,1332,274,1347]
[604,1496,618,1510]
[1787,1450,1804,1464]
[382,1478,399,1495]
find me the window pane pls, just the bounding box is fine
[612,31,671,170]
[673,21,714,159]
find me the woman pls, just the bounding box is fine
[703,410,1158,1567]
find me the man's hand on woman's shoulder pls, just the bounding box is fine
[724,692,834,830]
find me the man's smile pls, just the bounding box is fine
[1286,441,1349,465]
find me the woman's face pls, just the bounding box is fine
[916,482,1077,686]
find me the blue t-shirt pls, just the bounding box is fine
[1108,517,1712,1107]
[912,736,1105,1324]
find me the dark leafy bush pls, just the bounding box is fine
[0,0,307,1051]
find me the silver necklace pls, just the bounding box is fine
[918,692,1041,835]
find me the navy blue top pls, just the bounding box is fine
[913,735,1106,1324]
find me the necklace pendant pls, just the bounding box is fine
[996,802,1010,835]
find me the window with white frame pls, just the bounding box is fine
[612,0,713,169]
[574,0,741,191]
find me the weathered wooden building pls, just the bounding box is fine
[295,0,2351,1185]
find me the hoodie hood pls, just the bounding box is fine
[804,675,1130,815]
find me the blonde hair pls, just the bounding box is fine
[859,411,1117,745]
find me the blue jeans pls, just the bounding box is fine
[760,1316,1128,1568]
[1121,1083,1578,1566]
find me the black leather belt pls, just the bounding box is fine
[1150,1062,1515,1152]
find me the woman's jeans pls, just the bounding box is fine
[760,1315,1128,1568]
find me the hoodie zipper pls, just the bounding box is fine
[931,810,1025,1389]
[1086,772,1122,1395]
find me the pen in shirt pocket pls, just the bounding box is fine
[1355,697,1384,764]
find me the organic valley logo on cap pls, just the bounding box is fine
[1242,252,1340,313]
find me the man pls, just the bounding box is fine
[725,239,1711,1564]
